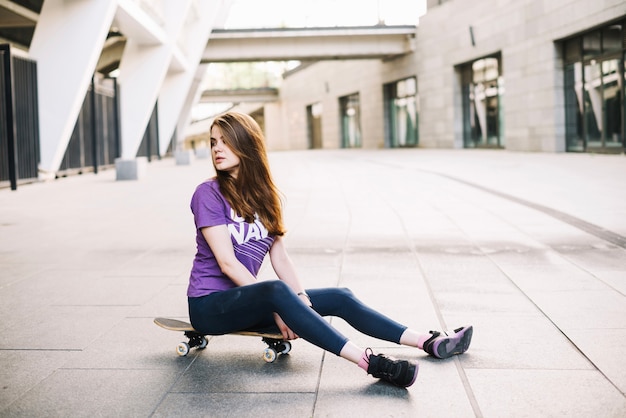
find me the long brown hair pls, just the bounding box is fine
[210,112,285,236]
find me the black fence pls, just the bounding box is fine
[2,41,166,188]
[58,75,121,176]
[59,78,162,174]
[0,44,40,190]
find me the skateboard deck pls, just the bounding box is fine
[154,317,291,362]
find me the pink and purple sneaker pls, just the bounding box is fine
[423,326,473,359]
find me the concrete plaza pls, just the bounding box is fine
[0,149,625,417]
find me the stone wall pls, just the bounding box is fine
[269,0,625,152]
[418,0,626,151]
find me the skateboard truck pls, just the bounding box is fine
[178,330,209,356]
[154,317,291,362]
[260,337,291,363]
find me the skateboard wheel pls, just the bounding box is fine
[198,336,208,349]
[263,347,278,363]
[176,342,190,356]
[280,341,292,355]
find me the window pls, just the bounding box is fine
[384,77,419,148]
[563,21,625,153]
[306,102,323,149]
[460,55,504,148]
[339,93,361,148]
[564,61,584,151]
[603,24,622,53]
[583,31,601,60]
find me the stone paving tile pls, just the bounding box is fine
[597,270,626,295]
[1,369,181,417]
[529,289,626,330]
[0,351,78,410]
[316,349,475,417]
[466,369,626,418]
[70,317,197,370]
[131,283,190,319]
[566,328,626,395]
[152,393,316,417]
[171,335,321,394]
[0,305,132,351]
[454,313,593,371]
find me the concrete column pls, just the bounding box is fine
[116,0,229,162]
[114,0,175,160]
[175,64,208,153]
[29,0,117,175]
[157,0,229,156]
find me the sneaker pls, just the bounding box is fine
[366,349,419,388]
[423,325,473,359]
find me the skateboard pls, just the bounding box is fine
[153,317,292,363]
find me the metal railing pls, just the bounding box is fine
[58,75,121,176]
[2,43,164,188]
[1,44,40,190]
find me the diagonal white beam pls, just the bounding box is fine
[29,0,117,174]
[115,0,173,159]
[116,0,230,159]
[157,0,230,156]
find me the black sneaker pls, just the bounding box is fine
[423,325,473,359]
[366,349,418,387]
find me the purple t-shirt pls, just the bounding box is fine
[187,179,275,297]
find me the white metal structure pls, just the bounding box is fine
[26,0,231,175]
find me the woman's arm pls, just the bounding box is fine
[269,236,312,307]
[269,236,311,340]
[201,225,257,286]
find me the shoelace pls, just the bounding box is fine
[370,352,398,378]
[364,347,374,366]
[376,357,396,377]
[364,348,394,376]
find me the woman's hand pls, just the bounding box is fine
[273,313,298,340]
[298,292,313,308]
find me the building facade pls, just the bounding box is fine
[258,0,626,154]
[2,0,625,189]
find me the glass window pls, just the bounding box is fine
[583,60,603,147]
[563,22,625,153]
[0,50,8,183]
[602,24,622,53]
[462,56,503,148]
[397,77,416,97]
[564,62,584,151]
[306,102,323,149]
[472,60,485,83]
[564,38,581,64]
[583,31,601,60]
[484,58,499,81]
[497,75,505,147]
[384,77,419,148]
[339,93,361,148]
[602,58,623,148]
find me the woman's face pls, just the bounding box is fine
[210,125,240,178]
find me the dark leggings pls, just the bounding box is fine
[188,280,407,356]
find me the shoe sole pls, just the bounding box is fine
[433,325,473,359]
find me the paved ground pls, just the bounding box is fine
[0,148,625,417]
